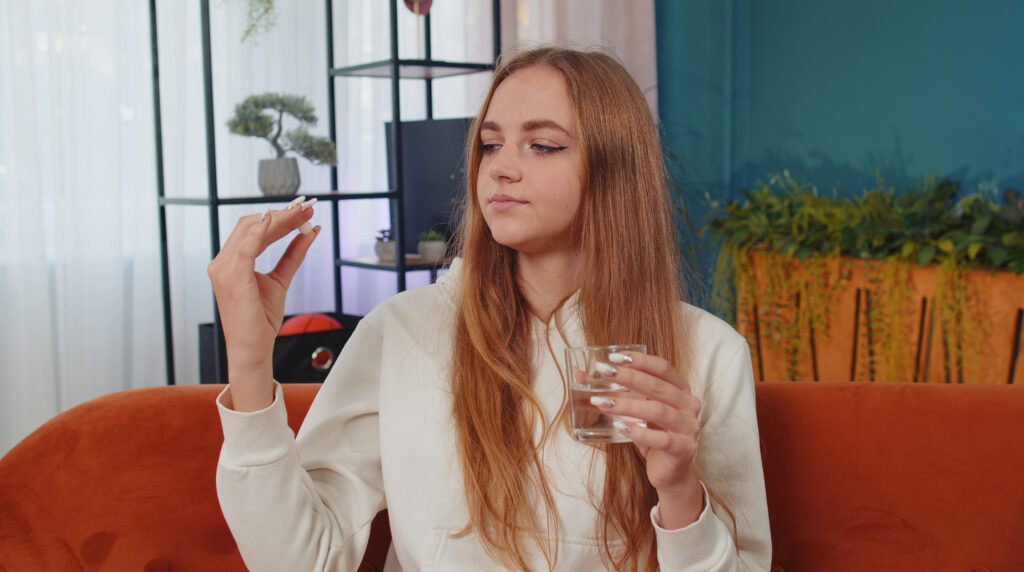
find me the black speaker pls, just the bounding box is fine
[198,313,362,384]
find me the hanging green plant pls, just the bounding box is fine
[241,0,276,43]
[706,172,1024,383]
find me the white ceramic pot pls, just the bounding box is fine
[417,240,446,261]
[374,241,396,263]
[258,157,300,196]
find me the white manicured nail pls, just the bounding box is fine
[301,198,318,211]
[590,396,615,408]
[257,204,271,223]
[608,352,632,365]
[595,362,617,377]
[612,419,631,434]
[299,221,313,235]
[286,196,306,210]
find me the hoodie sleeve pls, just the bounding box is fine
[216,317,387,572]
[654,309,772,571]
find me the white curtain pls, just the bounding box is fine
[503,0,658,112]
[0,0,165,455]
[0,0,654,456]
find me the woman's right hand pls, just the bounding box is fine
[207,198,319,411]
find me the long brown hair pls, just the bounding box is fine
[451,47,688,571]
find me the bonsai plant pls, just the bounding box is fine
[416,229,447,261]
[375,229,396,263]
[226,92,336,196]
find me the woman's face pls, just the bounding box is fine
[476,65,585,257]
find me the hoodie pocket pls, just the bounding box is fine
[428,526,620,571]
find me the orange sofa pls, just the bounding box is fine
[1,382,1021,571]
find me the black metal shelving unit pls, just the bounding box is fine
[152,0,500,385]
[325,0,500,293]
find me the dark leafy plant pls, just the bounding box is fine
[708,172,1023,273]
[227,93,337,166]
[705,172,1023,382]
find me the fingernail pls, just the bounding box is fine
[590,396,615,408]
[612,419,631,434]
[301,198,318,211]
[299,221,313,235]
[608,352,632,365]
[286,196,306,210]
[595,362,617,377]
[257,204,271,223]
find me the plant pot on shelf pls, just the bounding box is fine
[417,240,446,262]
[258,157,300,196]
[375,241,396,263]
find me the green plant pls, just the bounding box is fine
[709,172,1023,277]
[706,172,1023,381]
[241,0,276,43]
[376,229,393,242]
[226,93,337,166]
[417,230,445,242]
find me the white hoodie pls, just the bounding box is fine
[216,259,771,571]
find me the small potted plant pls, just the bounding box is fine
[227,92,337,196]
[375,229,396,263]
[417,230,447,261]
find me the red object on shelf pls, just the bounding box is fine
[279,313,342,336]
[403,0,433,15]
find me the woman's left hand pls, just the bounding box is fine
[590,351,705,528]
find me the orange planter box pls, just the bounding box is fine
[735,251,1024,384]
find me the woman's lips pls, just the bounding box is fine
[489,194,527,213]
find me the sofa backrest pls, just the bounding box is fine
[757,381,1023,571]
[0,384,328,572]
[1,382,1021,571]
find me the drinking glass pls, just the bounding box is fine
[564,344,647,443]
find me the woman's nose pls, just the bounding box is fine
[488,147,521,182]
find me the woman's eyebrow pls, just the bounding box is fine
[479,119,572,138]
[522,119,572,137]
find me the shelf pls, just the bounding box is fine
[330,59,493,79]
[154,0,499,386]
[340,255,449,271]
[160,190,397,207]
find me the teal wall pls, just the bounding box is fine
[656,0,1024,287]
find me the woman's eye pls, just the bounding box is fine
[480,143,501,154]
[532,143,567,155]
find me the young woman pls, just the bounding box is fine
[209,47,770,571]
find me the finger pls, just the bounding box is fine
[239,199,315,260]
[591,394,697,435]
[267,225,321,290]
[209,210,271,291]
[614,419,698,458]
[234,208,278,262]
[218,208,271,258]
[614,420,672,451]
[608,351,691,392]
[598,361,693,410]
